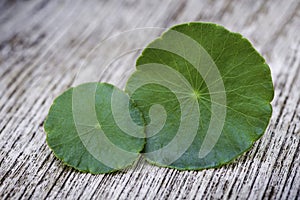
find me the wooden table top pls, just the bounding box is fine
[0,0,299,199]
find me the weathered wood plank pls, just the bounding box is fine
[0,0,299,199]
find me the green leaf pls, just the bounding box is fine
[44,82,145,174]
[125,22,274,170]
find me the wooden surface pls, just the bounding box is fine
[0,0,299,199]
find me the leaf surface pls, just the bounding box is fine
[44,82,144,174]
[125,22,274,170]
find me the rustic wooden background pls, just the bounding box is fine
[0,0,299,199]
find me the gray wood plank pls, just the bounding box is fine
[0,0,299,199]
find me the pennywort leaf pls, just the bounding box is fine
[125,22,273,170]
[44,83,145,174]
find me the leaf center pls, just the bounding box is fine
[192,90,201,99]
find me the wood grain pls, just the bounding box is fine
[0,0,299,199]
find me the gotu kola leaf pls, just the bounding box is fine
[44,82,145,174]
[125,22,274,170]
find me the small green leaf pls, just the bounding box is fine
[125,22,274,170]
[44,82,145,174]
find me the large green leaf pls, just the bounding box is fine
[44,82,145,174]
[125,22,274,170]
